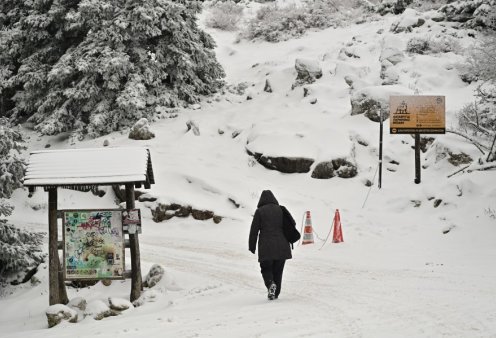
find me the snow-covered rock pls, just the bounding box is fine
[186,120,200,136]
[350,85,413,122]
[380,47,404,66]
[109,298,134,311]
[311,159,358,179]
[377,0,413,15]
[144,264,165,288]
[46,304,78,328]
[128,118,155,140]
[292,58,322,89]
[439,0,496,29]
[68,297,87,311]
[390,8,426,33]
[84,300,115,320]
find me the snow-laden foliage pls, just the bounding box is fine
[0,0,225,138]
[451,34,496,162]
[0,118,25,198]
[406,35,462,55]
[244,0,371,42]
[0,213,46,282]
[469,34,496,87]
[0,119,45,283]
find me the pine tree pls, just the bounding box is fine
[0,0,225,138]
[0,118,45,283]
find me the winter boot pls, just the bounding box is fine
[267,282,277,300]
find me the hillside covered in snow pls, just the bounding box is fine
[1,0,496,337]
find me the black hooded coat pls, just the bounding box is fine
[249,190,292,262]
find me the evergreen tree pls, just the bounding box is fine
[0,0,225,138]
[0,118,45,283]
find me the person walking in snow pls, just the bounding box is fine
[249,190,294,300]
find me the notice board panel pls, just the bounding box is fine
[390,96,445,134]
[63,210,125,280]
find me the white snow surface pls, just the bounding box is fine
[1,7,496,338]
[24,147,150,186]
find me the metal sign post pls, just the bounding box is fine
[379,109,383,189]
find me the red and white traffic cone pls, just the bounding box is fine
[302,211,315,245]
[332,209,344,243]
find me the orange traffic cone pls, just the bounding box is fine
[332,209,344,243]
[302,211,315,245]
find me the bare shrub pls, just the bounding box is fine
[428,35,462,54]
[406,37,430,54]
[244,0,373,42]
[406,35,462,54]
[206,1,244,31]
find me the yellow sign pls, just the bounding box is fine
[390,96,445,134]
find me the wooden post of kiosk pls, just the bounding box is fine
[126,184,143,302]
[48,188,68,305]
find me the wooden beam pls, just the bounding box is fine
[48,189,65,305]
[126,184,143,302]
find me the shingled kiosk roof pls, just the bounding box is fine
[23,147,155,191]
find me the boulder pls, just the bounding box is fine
[448,152,473,166]
[151,203,222,223]
[246,149,315,173]
[264,79,273,93]
[377,0,413,15]
[143,264,165,288]
[379,47,404,66]
[68,297,87,311]
[311,159,358,179]
[439,0,496,29]
[186,120,200,136]
[350,85,412,122]
[380,61,400,85]
[390,8,425,33]
[129,118,155,140]
[84,300,117,320]
[46,304,78,328]
[109,298,134,311]
[292,58,322,89]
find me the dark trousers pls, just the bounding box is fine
[260,259,286,297]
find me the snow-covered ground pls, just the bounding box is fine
[1,5,496,338]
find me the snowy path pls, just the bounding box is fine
[134,222,496,338]
[1,217,495,338]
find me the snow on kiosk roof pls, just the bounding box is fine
[24,147,155,191]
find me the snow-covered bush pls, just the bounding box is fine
[0,213,46,284]
[0,0,225,138]
[458,102,496,135]
[206,1,244,31]
[406,37,430,54]
[457,33,496,162]
[428,35,462,54]
[469,34,496,87]
[455,102,496,162]
[406,35,461,54]
[0,119,25,199]
[245,0,353,42]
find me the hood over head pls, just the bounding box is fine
[257,190,279,208]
